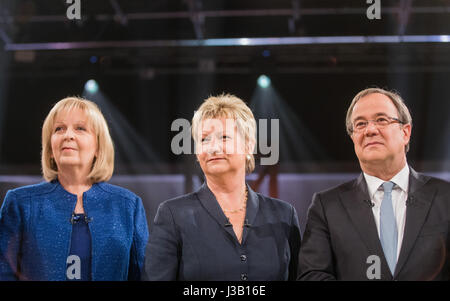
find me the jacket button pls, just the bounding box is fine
[240,254,247,262]
[241,273,248,281]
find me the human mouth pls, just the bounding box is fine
[364,142,383,148]
[207,157,225,162]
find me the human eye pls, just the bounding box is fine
[376,117,389,125]
[354,120,367,130]
[54,126,63,132]
[201,136,210,143]
[222,135,231,140]
[76,125,86,131]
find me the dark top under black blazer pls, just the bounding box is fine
[143,183,301,281]
[298,167,450,281]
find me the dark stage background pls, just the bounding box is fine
[0,0,449,232]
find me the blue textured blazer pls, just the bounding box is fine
[0,180,149,281]
[143,183,301,281]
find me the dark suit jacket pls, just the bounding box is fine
[298,167,450,280]
[143,183,301,281]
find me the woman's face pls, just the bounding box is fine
[196,117,248,177]
[51,108,97,174]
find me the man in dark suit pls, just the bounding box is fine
[298,88,450,280]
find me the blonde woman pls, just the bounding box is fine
[0,97,148,280]
[143,94,301,281]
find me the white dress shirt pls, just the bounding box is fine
[363,164,410,260]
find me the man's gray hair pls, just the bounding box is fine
[345,87,413,152]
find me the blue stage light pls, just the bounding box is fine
[257,75,271,88]
[84,79,99,94]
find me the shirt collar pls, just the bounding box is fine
[363,164,410,198]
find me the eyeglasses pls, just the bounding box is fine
[351,116,404,133]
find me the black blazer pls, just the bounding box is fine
[143,183,301,281]
[298,167,450,281]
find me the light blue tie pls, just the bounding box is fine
[380,181,398,275]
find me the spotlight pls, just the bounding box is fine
[440,35,449,42]
[90,56,98,64]
[84,79,99,94]
[239,38,250,46]
[257,75,271,88]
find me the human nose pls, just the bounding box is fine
[364,120,379,135]
[206,137,223,154]
[63,127,75,140]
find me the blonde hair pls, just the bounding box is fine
[41,97,114,182]
[346,87,412,152]
[192,94,257,173]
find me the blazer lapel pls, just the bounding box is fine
[195,182,239,242]
[241,184,259,245]
[394,168,433,277]
[339,174,391,272]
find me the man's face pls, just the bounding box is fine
[350,93,411,166]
